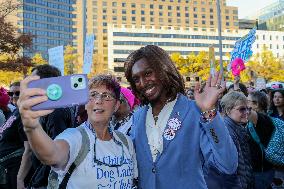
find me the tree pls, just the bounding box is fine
[243,46,284,82]
[31,53,47,65]
[171,51,226,81]
[89,53,105,77]
[0,0,34,77]
[64,45,79,75]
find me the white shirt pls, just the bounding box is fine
[146,97,177,161]
[53,124,138,189]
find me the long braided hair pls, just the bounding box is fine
[124,45,185,105]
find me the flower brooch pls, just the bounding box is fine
[163,116,182,141]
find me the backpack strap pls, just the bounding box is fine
[114,130,129,151]
[0,148,24,164]
[48,126,90,189]
[247,121,264,151]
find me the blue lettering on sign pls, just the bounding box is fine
[228,27,256,71]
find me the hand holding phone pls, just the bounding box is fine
[28,74,89,110]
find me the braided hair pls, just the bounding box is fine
[124,45,185,105]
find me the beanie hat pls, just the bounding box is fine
[120,87,135,111]
[0,87,10,108]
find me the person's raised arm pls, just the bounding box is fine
[17,76,69,169]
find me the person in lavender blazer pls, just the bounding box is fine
[124,45,238,189]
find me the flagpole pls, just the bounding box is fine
[216,0,224,77]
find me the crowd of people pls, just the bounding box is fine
[0,45,283,189]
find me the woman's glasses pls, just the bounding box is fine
[8,91,20,97]
[89,91,116,102]
[235,106,252,114]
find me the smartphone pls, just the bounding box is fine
[28,74,89,110]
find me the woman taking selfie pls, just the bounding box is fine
[17,74,137,188]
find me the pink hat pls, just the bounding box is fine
[0,87,10,108]
[120,87,135,111]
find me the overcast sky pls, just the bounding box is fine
[227,0,278,18]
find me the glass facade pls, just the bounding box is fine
[21,0,76,59]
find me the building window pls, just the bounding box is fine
[168,6,172,10]
[141,17,145,22]
[150,4,154,9]
[131,3,135,8]
[159,18,163,22]
[132,10,135,14]
[194,14,197,18]
[113,16,117,21]
[257,44,259,48]
[185,13,189,17]
[103,9,107,13]
[270,44,272,49]
[202,20,206,25]
[103,22,107,26]
[122,16,126,21]
[159,5,163,9]
[186,19,189,24]
[226,22,230,26]
[202,8,205,12]
[263,35,265,40]
[103,2,107,6]
[210,21,214,25]
[210,8,213,13]
[150,17,154,22]
[177,19,181,23]
[270,35,272,40]
[177,6,180,10]
[159,12,163,16]
[194,20,198,24]
[141,10,145,15]
[202,14,205,19]
[234,22,238,26]
[112,9,117,14]
[185,7,188,11]
[141,4,145,8]
[226,16,229,20]
[193,7,197,11]
[122,10,126,14]
[112,2,117,7]
[122,2,126,7]
[233,10,238,14]
[132,17,136,21]
[168,18,172,23]
[210,15,214,19]
[225,9,229,14]
[168,12,172,16]
[150,11,154,15]
[177,12,180,17]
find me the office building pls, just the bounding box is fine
[253,0,284,31]
[2,0,76,59]
[75,0,239,73]
[107,25,284,80]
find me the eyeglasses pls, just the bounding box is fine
[235,106,252,114]
[89,91,116,102]
[8,91,20,97]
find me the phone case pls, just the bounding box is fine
[28,74,89,110]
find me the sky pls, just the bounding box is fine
[227,0,278,18]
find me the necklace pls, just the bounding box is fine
[85,122,125,167]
